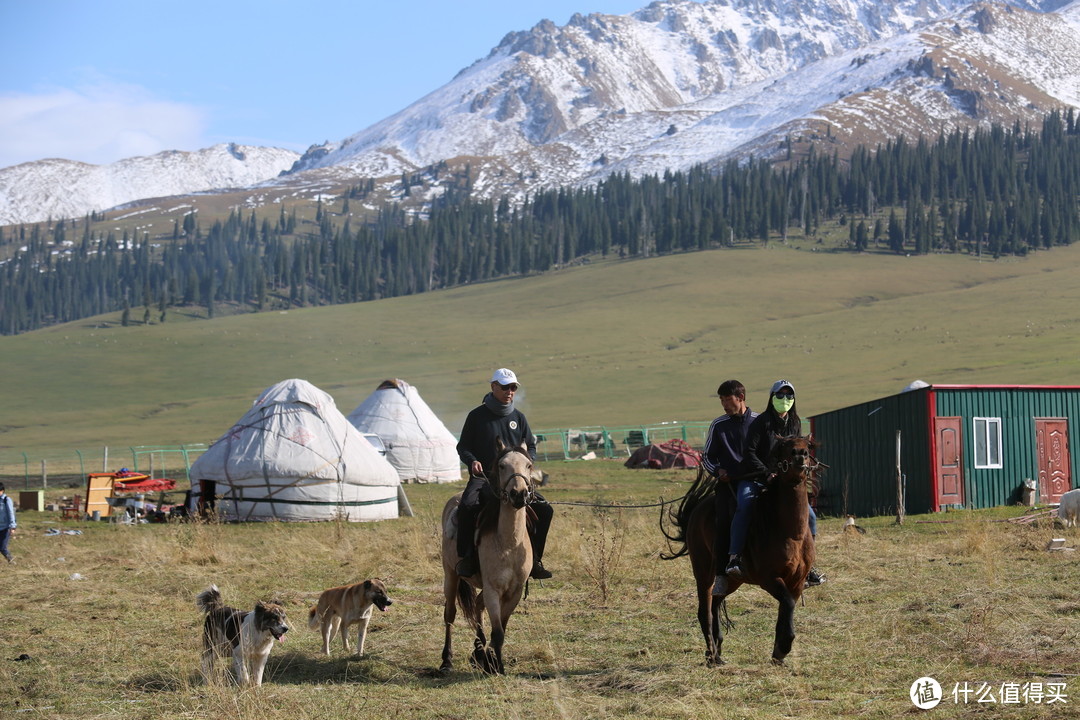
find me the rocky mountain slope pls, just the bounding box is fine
[2,0,1078,226]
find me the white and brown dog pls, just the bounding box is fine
[307,578,392,656]
[196,584,289,686]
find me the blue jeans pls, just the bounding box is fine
[729,480,818,557]
[0,528,11,560]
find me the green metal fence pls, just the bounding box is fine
[2,421,712,490]
[0,444,209,491]
[534,421,711,462]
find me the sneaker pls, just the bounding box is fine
[530,561,552,580]
[805,568,826,587]
[724,557,744,580]
[456,553,479,577]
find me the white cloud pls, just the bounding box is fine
[0,81,207,169]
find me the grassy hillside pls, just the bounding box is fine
[3,240,1080,462]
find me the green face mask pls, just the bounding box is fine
[772,396,794,413]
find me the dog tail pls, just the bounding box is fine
[196,584,224,614]
[307,605,320,630]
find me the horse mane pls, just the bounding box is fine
[660,464,717,560]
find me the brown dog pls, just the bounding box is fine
[307,578,392,656]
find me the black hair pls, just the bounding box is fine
[0,482,5,492]
[764,389,802,436]
[716,379,746,399]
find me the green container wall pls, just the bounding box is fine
[810,389,933,518]
[934,388,1080,509]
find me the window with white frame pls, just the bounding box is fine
[973,417,1002,469]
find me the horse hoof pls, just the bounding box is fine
[438,662,453,675]
[706,656,726,668]
[770,657,786,666]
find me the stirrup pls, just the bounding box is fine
[724,557,744,580]
[805,568,826,587]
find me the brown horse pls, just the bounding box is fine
[661,435,820,666]
[440,438,533,674]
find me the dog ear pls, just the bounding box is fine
[363,580,372,589]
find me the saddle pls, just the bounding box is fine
[450,498,537,544]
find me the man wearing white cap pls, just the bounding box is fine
[455,368,554,579]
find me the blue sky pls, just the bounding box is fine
[0,0,651,169]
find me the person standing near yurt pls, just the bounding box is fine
[455,368,554,580]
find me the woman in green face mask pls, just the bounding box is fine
[726,380,826,587]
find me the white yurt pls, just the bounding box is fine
[189,378,406,522]
[346,378,462,484]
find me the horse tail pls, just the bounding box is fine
[660,465,717,560]
[456,577,476,616]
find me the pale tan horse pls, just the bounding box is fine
[440,438,533,674]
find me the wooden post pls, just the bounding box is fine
[41,459,47,489]
[895,430,905,525]
[103,446,108,472]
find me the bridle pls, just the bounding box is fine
[772,439,827,480]
[501,472,534,505]
[490,447,534,505]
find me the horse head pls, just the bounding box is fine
[494,437,534,509]
[769,434,818,486]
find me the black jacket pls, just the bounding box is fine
[456,399,536,475]
[740,411,801,482]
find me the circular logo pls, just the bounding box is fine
[509,421,518,430]
[910,677,942,710]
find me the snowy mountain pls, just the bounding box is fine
[0,144,298,226]
[2,0,1079,226]
[283,0,1080,197]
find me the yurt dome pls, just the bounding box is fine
[347,378,461,484]
[189,378,404,521]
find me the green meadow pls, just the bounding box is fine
[3,243,1079,719]
[4,240,1080,466]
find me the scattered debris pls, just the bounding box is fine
[1003,509,1056,524]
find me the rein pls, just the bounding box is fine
[486,446,536,505]
[501,472,534,505]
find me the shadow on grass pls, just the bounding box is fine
[122,652,691,693]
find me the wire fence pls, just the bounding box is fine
[0,444,209,491]
[0,421,712,491]
[533,421,710,462]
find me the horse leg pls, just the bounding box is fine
[762,579,797,664]
[696,576,723,667]
[440,572,458,672]
[483,593,508,675]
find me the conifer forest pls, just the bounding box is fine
[1,111,1077,335]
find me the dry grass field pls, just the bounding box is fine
[3,462,1078,719]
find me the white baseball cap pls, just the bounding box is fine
[491,368,519,385]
